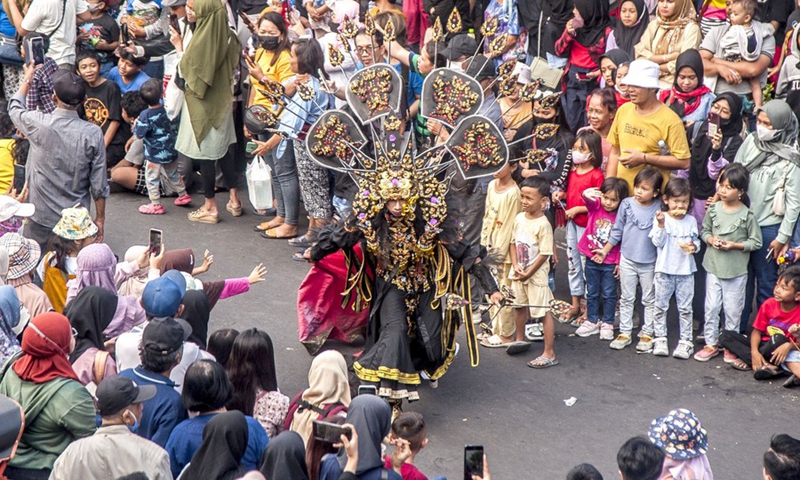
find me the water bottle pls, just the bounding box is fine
[658,140,670,156]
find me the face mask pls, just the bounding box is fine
[572,150,591,164]
[757,124,778,142]
[534,115,554,125]
[125,409,140,433]
[260,35,280,51]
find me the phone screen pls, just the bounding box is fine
[26,38,45,66]
[169,14,180,33]
[707,111,720,137]
[149,229,163,256]
[464,445,484,480]
[313,421,351,443]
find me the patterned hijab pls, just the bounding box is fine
[654,0,697,55]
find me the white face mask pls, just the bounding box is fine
[757,124,778,142]
[572,150,591,164]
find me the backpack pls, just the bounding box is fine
[282,391,348,432]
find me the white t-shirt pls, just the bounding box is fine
[21,0,88,65]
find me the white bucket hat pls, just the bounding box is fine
[620,59,661,89]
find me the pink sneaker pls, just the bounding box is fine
[174,194,192,206]
[139,203,165,215]
[723,350,738,363]
[693,345,720,362]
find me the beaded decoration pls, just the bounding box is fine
[447,8,462,34]
[350,67,394,116]
[431,16,443,42]
[364,13,375,35]
[384,17,396,42]
[489,33,508,58]
[339,33,352,53]
[520,80,540,103]
[341,15,358,38]
[497,59,517,79]
[297,81,315,101]
[451,121,505,171]
[539,92,562,110]
[481,16,498,38]
[429,73,481,125]
[310,115,354,160]
[499,74,519,97]
[328,43,344,67]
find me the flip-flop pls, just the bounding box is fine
[505,341,531,355]
[527,356,559,369]
[728,358,749,371]
[480,334,512,348]
[261,229,298,239]
[754,367,784,380]
[288,235,314,248]
[291,251,310,262]
[254,222,283,232]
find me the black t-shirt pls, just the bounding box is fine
[79,79,129,149]
[757,0,794,47]
[77,13,121,66]
[517,0,543,56]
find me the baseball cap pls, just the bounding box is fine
[141,316,192,356]
[0,196,34,222]
[621,59,660,89]
[466,55,495,82]
[96,376,157,416]
[52,70,86,106]
[142,270,187,317]
[441,34,477,61]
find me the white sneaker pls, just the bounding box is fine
[599,323,614,340]
[652,337,669,357]
[576,321,600,337]
[672,340,694,360]
[525,322,543,341]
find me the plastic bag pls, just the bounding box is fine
[247,156,273,210]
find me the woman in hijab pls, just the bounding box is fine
[634,0,701,90]
[598,49,631,90]
[605,0,650,58]
[67,243,146,338]
[0,312,96,479]
[64,286,119,388]
[554,0,611,131]
[0,285,20,365]
[170,290,216,388]
[318,395,401,480]
[734,100,800,328]
[658,49,715,129]
[287,350,351,446]
[180,410,249,480]
[176,0,242,225]
[260,431,310,480]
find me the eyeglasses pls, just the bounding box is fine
[711,104,731,116]
[356,46,375,54]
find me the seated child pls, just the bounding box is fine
[566,463,603,480]
[77,0,121,77]
[617,436,664,480]
[383,412,429,480]
[134,78,191,215]
[763,434,800,480]
[107,50,151,95]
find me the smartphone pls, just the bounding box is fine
[121,23,131,45]
[238,11,254,29]
[24,36,45,66]
[358,385,378,396]
[12,164,25,194]
[148,228,163,256]
[245,141,258,153]
[168,14,181,34]
[464,445,484,480]
[707,111,720,138]
[313,421,352,443]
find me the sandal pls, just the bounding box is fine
[261,228,298,239]
[226,200,243,217]
[480,334,513,348]
[188,208,219,224]
[138,203,165,215]
[291,249,312,263]
[527,356,559,369]
[505,341,531,355]
[288,235,314,248]
[728,358,749,371]
[254,220,283,232]
[783,374,800,388]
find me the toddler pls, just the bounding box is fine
[650,178,700,359]
[77,0,120,76]
[614,62,631,107]
[597,167,663,351]
[695,164,762,363]
[134,79,191,215]
[383,412,430,479]
[124,0,163,29]
[576,178,629,342]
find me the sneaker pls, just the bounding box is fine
[138,203,165,215]
[636,334,654,352]
[525,321,543,342]
[188,208,219,224]
[575,321,600,337]
[610,334,632,350]
[672,340,694,359]
[599,323,614,340]
[693,345,720,362]
[652,337,669,356]
[174,194,192,206]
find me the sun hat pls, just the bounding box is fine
[0,196,34,222]
[620,59,661,89]
[648,408,709,460]
[0,233,41,280]
[51,206,98,240]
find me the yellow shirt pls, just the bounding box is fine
[0,139,15,194]
[481,179,521,265]
[608,102,691,192]
[250,48,294,109]
[368,6,406,19]
[509,213,553,286]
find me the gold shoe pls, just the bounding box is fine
[188,208,219,224]
[226,200,243,217]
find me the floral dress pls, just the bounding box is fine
[253,389,290,439]
[483,0,527,66]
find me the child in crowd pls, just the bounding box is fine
[564,130,605,330]
[508,176,557,369]
[599,49,631,90]
[566,463,604,480]
[38,207,99,313]
[479,161,521,348]
[695,165,762,363]
[383,412,429,480]
[650,178,700,359]
[577,178,629,342]
[107,50,151,95]
[597,167,663,351]
[613,62,631,108]
[123,0,163,29]
[617,436,665,480]
[134,79,191,215]
[719,266,800,381]
[763,434,800,479]
[77,0,120,77]
[76,51,128,168]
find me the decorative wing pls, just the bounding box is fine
[445,115,508,179]
[421,68,484,128]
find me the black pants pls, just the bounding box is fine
[198,148,238,200]
[719,330,764,366]
[4,466,51,480]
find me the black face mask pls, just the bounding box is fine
[534,115,555,124]
[259,35,280,51]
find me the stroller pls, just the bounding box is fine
[0,395,24,480]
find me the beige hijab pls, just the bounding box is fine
[654,0,697,55]
[290,350,352,445]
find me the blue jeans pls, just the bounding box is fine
[742,224,780,331]
[264,141,300,225]
[566,221,586,296]
[585,260,617,324]
[0,39,22,66]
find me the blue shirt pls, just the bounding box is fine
[107,67,151,94]
[608,198,663,264]
[276,75,332,158]
[165,414,269,478]
[134,106,177,163]
[0,6,15,38]
[118,367,187,448]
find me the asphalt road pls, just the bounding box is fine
[104,189,798,480]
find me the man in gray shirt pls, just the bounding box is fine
[699,23,775,98]
[9,64,108,246]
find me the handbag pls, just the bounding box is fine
[247,155,273,211]
[772,162,790,216]
[164,55,184,120]
[529,56,564,90]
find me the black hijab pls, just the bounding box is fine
[179,290,210,350]
[573,0,609,47]
[690,92,744,199]
[336,395,391,474]
[183,411,248,480]
[64,286,118,363]
[259,431,310,480]
[599,49,632,84]
[612,0,650,57]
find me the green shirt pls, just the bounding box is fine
[701,203,763,279]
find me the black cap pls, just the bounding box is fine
[466,55,496,82]
[141,317,192,356]
[96,375,157,416]
[52,70,86,106]
[441,34,477,60]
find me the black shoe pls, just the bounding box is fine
[783,374,800,388]
[754,367,784,380]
